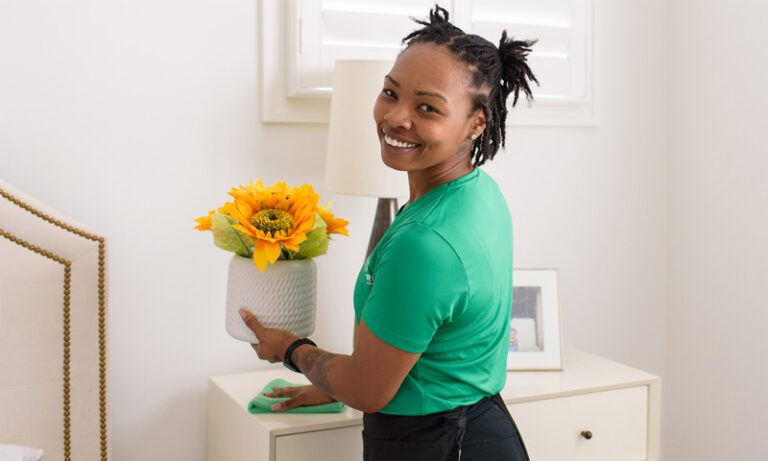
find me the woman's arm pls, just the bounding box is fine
[240,309,419,413]
[293,319,419,412]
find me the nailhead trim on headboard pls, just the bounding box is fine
[0,187,108,461]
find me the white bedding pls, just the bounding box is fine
[0,444,43,461]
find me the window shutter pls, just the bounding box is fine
[286,0,442,98]
[262,0,593,125]
[462,0,594,125]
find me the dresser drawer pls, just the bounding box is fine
[275,425,363,461]
[508,386,649,461]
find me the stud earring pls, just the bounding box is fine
[470,133,479,140]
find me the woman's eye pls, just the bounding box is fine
[419,103,437,113]
[382,88,396,98]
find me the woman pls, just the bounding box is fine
[239,5,538,460]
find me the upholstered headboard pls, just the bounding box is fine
[0,179,109,461]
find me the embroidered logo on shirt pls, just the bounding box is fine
[363,256,375,286]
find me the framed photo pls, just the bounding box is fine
[507,269,563,371]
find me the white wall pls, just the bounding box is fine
[503,0,668,376]
[0,1,669,460]
[666,1,768,460]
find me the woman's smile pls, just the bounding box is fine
[373,43,484,195]
[383,133,420,149]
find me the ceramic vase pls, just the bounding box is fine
[225,254,317,343]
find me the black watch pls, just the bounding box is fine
[283,338,317,373]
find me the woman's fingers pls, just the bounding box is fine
[269,386,335,411]
[272,394,305,412]
[264,386,301,397]
[239,309,266,339]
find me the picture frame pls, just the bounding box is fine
[507,269,564,371]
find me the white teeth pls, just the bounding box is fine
[384,134,418,149]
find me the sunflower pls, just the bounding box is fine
[195,180,349,271]
[224,181,320,271]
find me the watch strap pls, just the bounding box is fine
[283,338,317,373]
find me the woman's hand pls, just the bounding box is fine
[264,384,337,412]
[239,308,300,363]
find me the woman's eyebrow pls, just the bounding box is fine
[385,75,447,102]
[415,90,447,102]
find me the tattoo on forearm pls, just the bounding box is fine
[297,347,342,396]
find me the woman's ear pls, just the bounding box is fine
[470,109,487,139]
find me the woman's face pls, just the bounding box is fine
[373,43,485,174]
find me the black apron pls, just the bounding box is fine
[362,393,531,461]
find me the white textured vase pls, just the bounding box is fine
[225,255,317,343]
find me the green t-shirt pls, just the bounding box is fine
[353,167,513,415]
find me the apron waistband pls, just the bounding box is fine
[362,394,511,461]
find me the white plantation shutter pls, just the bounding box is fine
[262,0,593,125]
[468,0,590,103]
[286,0,441,97]
[462,0,594,125]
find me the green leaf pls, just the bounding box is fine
[311,212,327,231]
[296,214,329,259]
[211,214,252,257]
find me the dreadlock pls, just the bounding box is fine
[401,5,539,166]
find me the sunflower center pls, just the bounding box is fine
[250,209,294,235]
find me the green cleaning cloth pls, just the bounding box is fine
[248,378,346,414]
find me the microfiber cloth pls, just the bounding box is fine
[248,378,346,414]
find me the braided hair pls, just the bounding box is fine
[401,5,539,166]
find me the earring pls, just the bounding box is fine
[470,133,479,140]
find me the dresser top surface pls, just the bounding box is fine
[209,348,659,435]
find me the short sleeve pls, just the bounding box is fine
[361,223,468,353]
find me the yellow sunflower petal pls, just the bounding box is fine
[257,239,282,264]
[251,179,267,192]
[194,210,215,231]
[328,220,350,236]
[252,246,269,272]
[316,204,334,223]
[231,224,252,236]
[219,202,248,227]
[282,241,301,252]
[218,202,236,215]
[236,199,253,218]
[316,205,349,236]
[286,232,309,247]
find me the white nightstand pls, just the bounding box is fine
[207,348,661,461]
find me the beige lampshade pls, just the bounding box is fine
[324,60,409,198]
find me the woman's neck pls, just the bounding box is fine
[406,161,474,204]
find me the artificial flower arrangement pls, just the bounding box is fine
[194,179,349,271]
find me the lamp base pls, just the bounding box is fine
[366,198,399,259]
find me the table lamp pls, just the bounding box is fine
[324,60,408,259]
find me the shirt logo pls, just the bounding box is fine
[363,256,375,286]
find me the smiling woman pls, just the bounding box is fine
[374,44,482,196]
[239,4,539,461]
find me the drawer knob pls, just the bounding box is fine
[581,430,593,440]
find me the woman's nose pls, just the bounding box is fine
[384,104,412,130]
